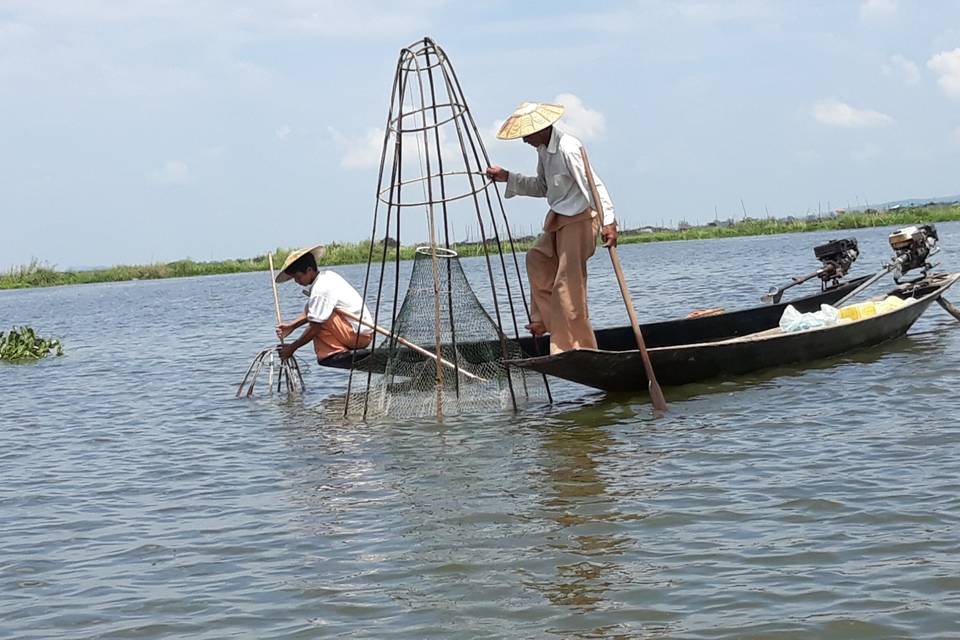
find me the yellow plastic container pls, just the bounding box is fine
[838,300,878,322]
[839,305,860,321]
[876,296,907,314]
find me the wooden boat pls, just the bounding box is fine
[509,272,960,392]
[320,274,874,373]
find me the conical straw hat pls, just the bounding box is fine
[496,102,565,140]
[275,244,326,283]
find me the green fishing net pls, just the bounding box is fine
[338,247,547,420]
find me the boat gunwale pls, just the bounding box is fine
[509,272,960,364]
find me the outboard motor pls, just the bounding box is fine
[832,223,942,307]
[887,224,939,282]
[762,237,859,303]
[813,238,859,289]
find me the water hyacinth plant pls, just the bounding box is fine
[0,326,64,362]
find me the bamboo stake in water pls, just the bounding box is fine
[268,254,290,391]
[269,253,302,393]
[268,254,284,336]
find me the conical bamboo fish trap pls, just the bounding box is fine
[341,37,550,421]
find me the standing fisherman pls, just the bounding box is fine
[486,101,617,354]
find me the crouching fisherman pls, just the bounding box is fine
[274,245,374,362]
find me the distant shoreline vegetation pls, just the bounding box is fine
[3,204,960,290]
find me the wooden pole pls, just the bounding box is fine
[607,246,668,411]
[338,309,487,383]
[580,145,667,411]
[268,254,284,343]
[937,296,960,321]
[268,253,294,391]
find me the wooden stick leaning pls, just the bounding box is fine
[580,145,668,412]
[268,254,288,392]
[269,254,301,393]
[937,295,960,321]
[337,309,488,383]
[268,254,284,338]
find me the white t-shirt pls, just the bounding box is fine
[304,270,374,335]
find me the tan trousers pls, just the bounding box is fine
[313,311,373,361]
[526,209,601,354]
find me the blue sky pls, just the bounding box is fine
[2,0,959,268]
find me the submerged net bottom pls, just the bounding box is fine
[331,248,547,420]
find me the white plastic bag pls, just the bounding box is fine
[778,304,840,333]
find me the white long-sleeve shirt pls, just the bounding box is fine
[504,128,616,226]
[304,270,374,335]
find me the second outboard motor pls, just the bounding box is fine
[887,225,939,282]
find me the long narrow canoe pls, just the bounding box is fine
[320,274,874,373]
[517,274,875,355]
[509,273,960,392]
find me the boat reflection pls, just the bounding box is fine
[524,401,676,637]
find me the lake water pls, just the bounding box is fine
[3,224,960,638]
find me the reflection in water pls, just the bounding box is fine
[528,401,673,638]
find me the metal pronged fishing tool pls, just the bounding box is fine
[236,253,306,397]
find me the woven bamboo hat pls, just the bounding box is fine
[275,244,326,283]
[496,102,565,140]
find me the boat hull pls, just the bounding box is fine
[509,273,959,392]
[320,275,875,372]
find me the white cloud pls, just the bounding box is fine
[0,1,431,98]
[882,54,920,84]
[330,123,474,175]
[554,93,606,141]
[275,125,292,140]
[330,127,387,170]
[851,144,882,161]
[0,1,432,38]
[149,160,190,184]
[952,126,960,144]
[0,20,34,42]
[927,48,960,99]
[811,99,894,128]
[487,118,506,142]
[860,0,897,21]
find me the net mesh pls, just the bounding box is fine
[339,247,546,420]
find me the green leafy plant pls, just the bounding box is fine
[0,326,64,362]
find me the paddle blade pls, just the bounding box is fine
[648,378,668,412]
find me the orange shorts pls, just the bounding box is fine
[313,311,372,361]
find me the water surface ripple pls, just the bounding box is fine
[2,225,960,638]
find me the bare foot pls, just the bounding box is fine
[525,322,547,337]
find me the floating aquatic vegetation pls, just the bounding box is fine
[0,326,63,362]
